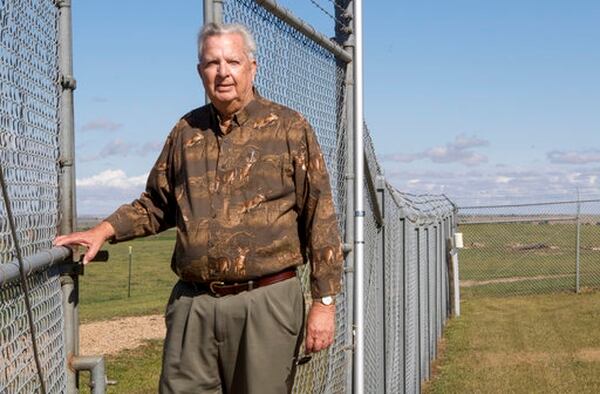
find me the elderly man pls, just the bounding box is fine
[55,23,343,393]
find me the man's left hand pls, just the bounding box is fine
[305,301,336,353]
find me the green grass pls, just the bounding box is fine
[458,222,600,296]
[78,291,600,394]
[79,229,178,322]
[79,340,163,393]
[75,222,600,392]
[426,292,600,393]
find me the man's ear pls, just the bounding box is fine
[251,60,257,80]
[197,63,204,81]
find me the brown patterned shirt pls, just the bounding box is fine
[105,95,343,298]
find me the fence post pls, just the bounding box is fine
[56,0,79,392]
[213,0,223,24]
[335,1,355,392]
[203,0,213,24]
[376,176,386,392]
[352,0,365,391]
[576,192,581,293]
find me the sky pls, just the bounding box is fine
[72,1,600,216]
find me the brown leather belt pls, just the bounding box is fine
[190,267,297,297]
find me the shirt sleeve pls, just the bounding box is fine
[104,128,178,242]
[291,115,344,299]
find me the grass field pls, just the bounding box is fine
[426,292,600,393]
[79,229,178,322]
[79,291,600,393]
[458,222,600,296]
[77,229,175,393]
[77,222,600,392]
[79,340,163,393]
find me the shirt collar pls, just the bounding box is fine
[210,88,262,130]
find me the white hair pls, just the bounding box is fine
[197,23,257,62]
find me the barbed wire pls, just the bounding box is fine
[323,0,351,18]
[459,198,600,210]
[306,0,351,28]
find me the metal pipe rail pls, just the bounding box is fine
[459,198,600,209]
[256,0,352,63]
[71,356,107,394]
[460,216,578,225]
[0,246,72,286]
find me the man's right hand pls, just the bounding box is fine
[53,221,116,264]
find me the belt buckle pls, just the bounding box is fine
[209,281,225,296]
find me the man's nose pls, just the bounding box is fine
[217,61,230,77]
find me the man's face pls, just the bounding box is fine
[198,33,257,112]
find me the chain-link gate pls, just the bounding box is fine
[214,1,457,392]
[219,1,350,391]
[458,199,600,297]
[0,0,67,392]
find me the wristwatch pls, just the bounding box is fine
[320,295,335,306]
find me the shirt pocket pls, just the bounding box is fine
[248,152,292,195]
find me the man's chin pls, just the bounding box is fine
[209,96,240,112]
[211,91,236,100]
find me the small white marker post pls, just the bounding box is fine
[452,232,464,317]
[128,246,133,298]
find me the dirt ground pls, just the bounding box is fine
[80,314,165,355]
[460,273,572,288]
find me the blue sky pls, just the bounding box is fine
[72,1,600,215]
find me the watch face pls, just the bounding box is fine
[321,296,334,305]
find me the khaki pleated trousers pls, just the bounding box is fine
[159,277,304,394]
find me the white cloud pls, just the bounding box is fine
[380,153,420,163]
[495,176,512,184]
[566,172,582,183]
[382,133,489,166]
[77,169,148,189]
[384,164,600,206]
[99,139,133,157]
[453,134,488,149]
[424,134,489,165]
[547,149,600,164]
[137,141,163,157]
[82,139,163,162]
[80,118,122,132]
[76,170,149,215]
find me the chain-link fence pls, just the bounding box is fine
[458,199,600,297]
[363,128,456,393]
[218,2,457,392]
[221,0,350,392]
[0,0,66,392]
[1,0,457,392]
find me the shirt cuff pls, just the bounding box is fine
[103,208,138,243]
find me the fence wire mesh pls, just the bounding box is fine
[221,1,456,392]
[458,199,600,297]
[363,135,456,394]
[0,0,461,391]
[222,1,349,392]
[0,270,66,393]
[0,0,64,392]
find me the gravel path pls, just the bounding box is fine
[80,315,165,356]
